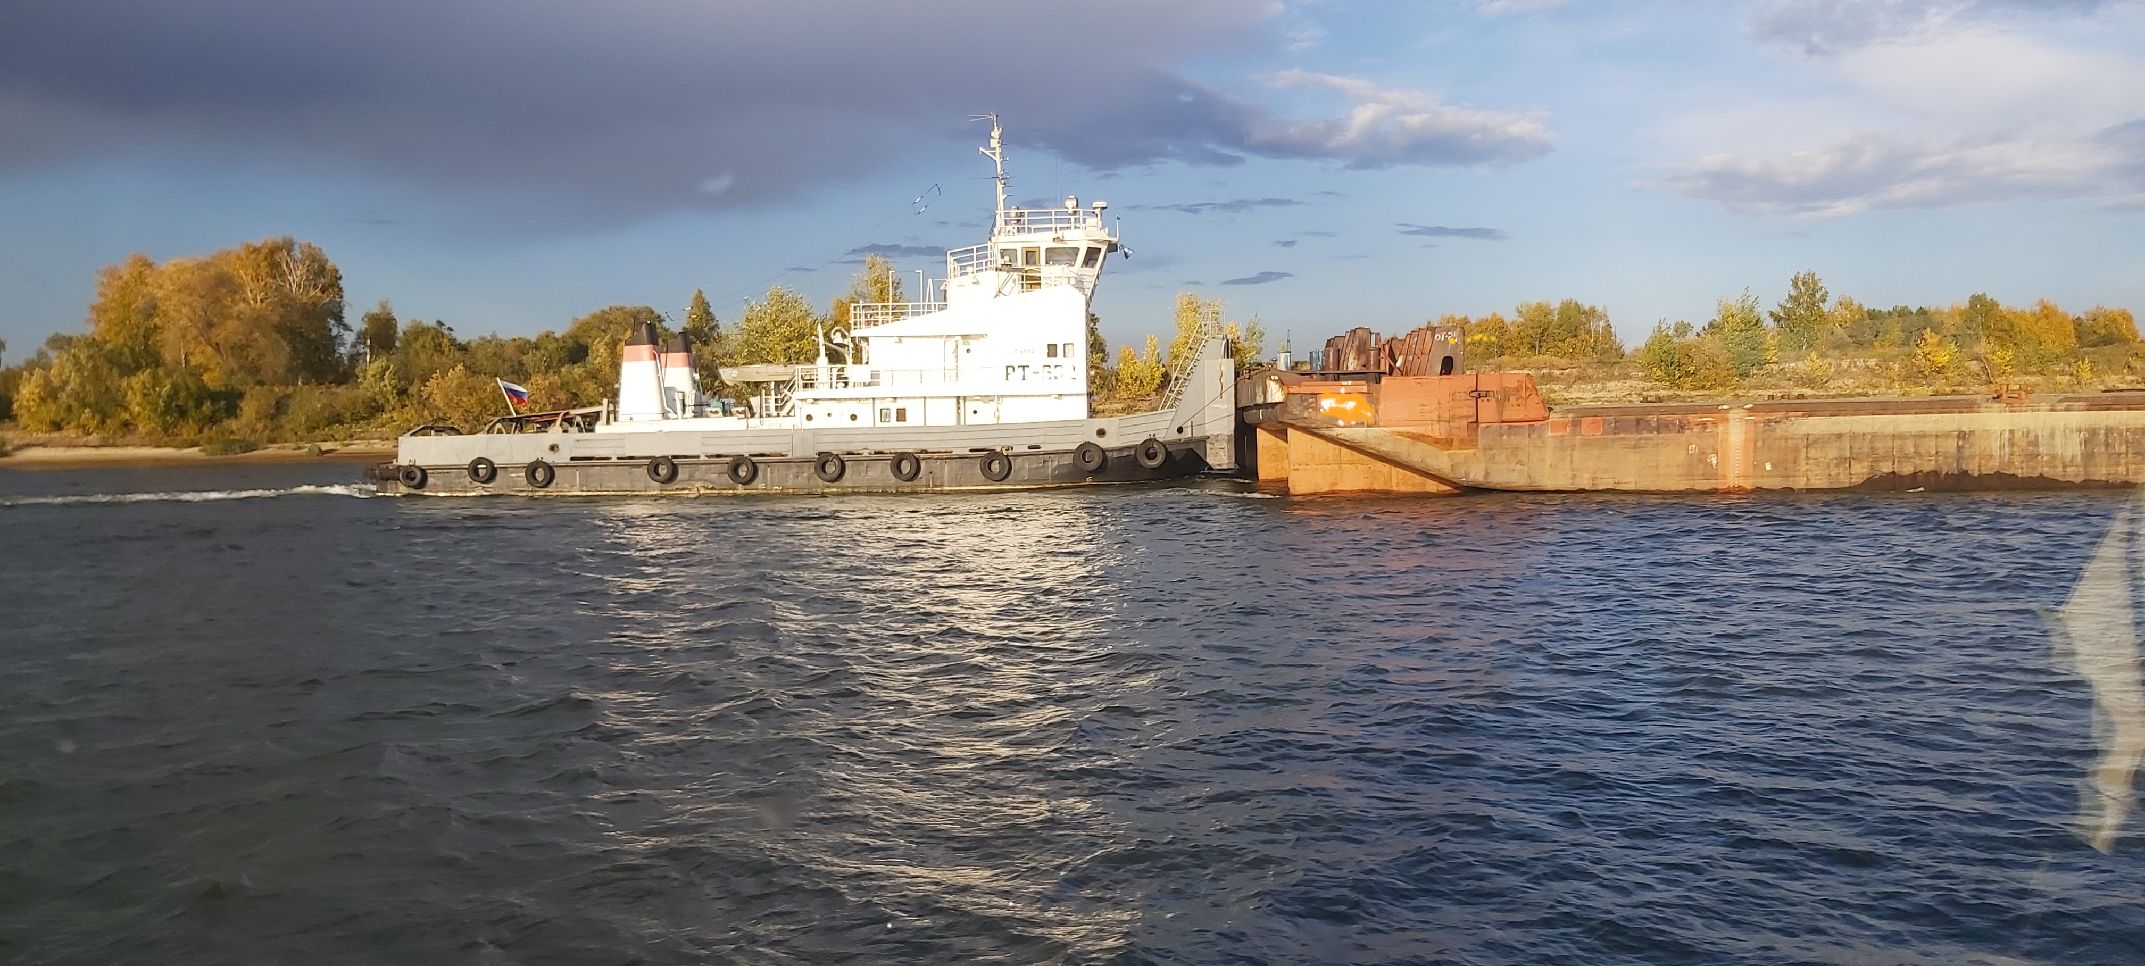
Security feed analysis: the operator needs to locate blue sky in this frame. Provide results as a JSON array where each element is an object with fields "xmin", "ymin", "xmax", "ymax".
[{"xmin": 2, "ymin": 0, "xmax": 2140, "ymax": 359}]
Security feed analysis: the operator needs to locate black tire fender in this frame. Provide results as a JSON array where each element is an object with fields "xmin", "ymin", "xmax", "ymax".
[
  {"xmin": 466, "ymin": 457, "xmax": 497, "ymax": 484},
  {"xmin": 525, "ymin": 459, "xmax": 555, "ymax": 489},
  {"xmin": 1074, "ymin": 442, "xmax": 1108, "ymax": 474},
  {"xmin": 646, "ymin": 455, "xmax": 679, "ymax": 484},
  {"xmin": 814, "ymin": 452, "xmax": 846, "ymax": 483},
  {"xmin": 1136, "ymin": 437, "xmax": 1169, "ymax": 469},
  {"xmin": 398, "ymin": 464, "xmax": 428, "ymax": 489},
  {"xmin": 725, "ymin": 455, "xmax": 758, "ymax": 486},
  {"xmin": 979, "ymin": 451, "xmax": 1013, "ymax": 482},
  {"xmin": 889, "ymin": 452, "xmax": 923, "ymax": 482}
]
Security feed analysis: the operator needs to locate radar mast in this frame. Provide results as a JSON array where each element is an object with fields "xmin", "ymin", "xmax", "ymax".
[{"xmin": 974, "ymin": 113, "xmax": 1008, "ymax": 219}]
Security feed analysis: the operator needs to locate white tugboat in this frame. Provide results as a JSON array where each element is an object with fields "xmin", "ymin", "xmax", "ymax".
[{"xmin": 376, "ymin": 117, "xmax": 1238, "ymax": 496}]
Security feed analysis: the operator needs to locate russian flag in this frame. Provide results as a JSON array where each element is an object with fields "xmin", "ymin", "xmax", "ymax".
[{"xmin": 497, "ymin": 378, "xmax": 531, "ymax": 407}]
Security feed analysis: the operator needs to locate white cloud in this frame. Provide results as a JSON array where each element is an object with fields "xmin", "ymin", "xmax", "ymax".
[
  {"xmin": 1250, "ymin": 70, "xmax": 1553, "ymax": 167},
  {"xmin": 1476, "ymin": 0, "xmax": 1572, "ymax": 15},
  {"xmin": 1664, "ymin": 126, "xmax": 2144, "ymax": 216},
  {"xmin": 1754, "ymin": 0, "xmax": 2114, "ymax": 54},
  {"xmin": 1831, "ymin": 29, "xmax": 2145, "ymax": 127},
  {"xmin": 1664, "ymin": 0, "xmax": 2144, "ymax": 215}
]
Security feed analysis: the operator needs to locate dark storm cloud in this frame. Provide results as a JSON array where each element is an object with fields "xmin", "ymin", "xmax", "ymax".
[
  {"xmin": 1753, "ymin": 0, "xmax": 2114, "ymax": 54},
  {"xmin": 1397, "ymin": 224, "xmax": 1509, "ymax": 240},
  {"xmin": 1221, "ymin": 270, "xmax": 1293, "ymax": 285},
  {"xmin": 0, "ymin": 2, "xmax": 1552, "ymax": 227}
]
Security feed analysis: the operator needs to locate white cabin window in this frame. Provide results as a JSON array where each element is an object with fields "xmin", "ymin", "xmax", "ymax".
[
  {"xmin": 1082, "ymin": 246, "xmax": 1103, "ymax": 267},
  {"xmin": 1021, "ymin": 247, "xmax": 1040, "ymax": 267},
  {"xmin": 999, "ymin": 248, "xmax": 1019, "ymax": 266},
  {"xmin": 1063, "ymin": 342, "xmax": 1076, "ymax": 358},
  {"xmin": 879, "ymin": 407, "xmax": 892, "ymax": 422},
  {"xmin": 1045, "ymin": 247, "xmax": 1078, "ymax": 266}
]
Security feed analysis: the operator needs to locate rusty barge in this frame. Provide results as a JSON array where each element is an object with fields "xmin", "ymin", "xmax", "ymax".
[{"xmin": 1239, "ymin": 325, "xmax": 2145, "ymax": 496}]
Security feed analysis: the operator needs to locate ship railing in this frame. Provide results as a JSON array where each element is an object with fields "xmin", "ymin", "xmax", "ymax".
[
  {"xmin": 994, "ymin": 207, "xmax": 1105, "ymax": 236},
  {"xmin": 790, "ymin": 366, "xmax": 972, "ymax": 390},
  {"xmin": 849, "ymin": 301, "xmax": 948, "ymax": 327},
  {"xmin": 946, "ymin": 244, "xmax": 996, "ymax": 280}
]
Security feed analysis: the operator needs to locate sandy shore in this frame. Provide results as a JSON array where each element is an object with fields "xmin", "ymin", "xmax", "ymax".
[{"xmin": 1, "ymin": 441, "xmax": 395, "ymax": 467}]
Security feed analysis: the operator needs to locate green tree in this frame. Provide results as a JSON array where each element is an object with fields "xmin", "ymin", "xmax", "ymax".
[
  {"xmin": 1637, "ymin": 321, "xmax": 1737, "ymax": 391},
  {"xmin": 1769, "ymin": 270, "xmax": 1831, "ymax": 352},
  {"xmin": 1984, "ymin": 298, "xmax": 2076, "ymax": 365},
  {"xmin": 829, "ymin": 254, "xmax": 907, "ymax": 328},
  {"xmin": 1510, "ymin": 299, "xmax": 1620, "ymax": 359},
  {"xmin": 1638, "ymin": 322, "xmax": 1688, "ymax": 386},
  {"xmin": 1167, "ymin": 293, "xmax": 1224, "ymax": 364},
  {"xmin": 416, "ymin": 363, "xmax": 510, "ymax": 431},
  {"xmin": 123, "ymin": 367, "xmax": 234, "ymax": 436},
  {"xmin": 1911, "ymin": 329, "xmax": 1960, "ymax": 382},
  {"xmin": 1464, "ymin": 312, "xmax": 1508, "ymax": 360},
  {"xmin": 1114, "ymin": 337, "xmax": 1165, "ymax": 401},
  {"xmin": 730, "ymin": 286, "xmax": 822, "ymax": 365},
  {"xmin": 1086, "ymin": 312, "xmax": 1110, "ymax": 394},
  {"xmin": 358, "ymin": 300, "xmax": 400, "ymax": 362},
  {"xmin": 2078, "ymin": 306, "xmax": 2140, "ymax": 347},
  {"xmin": 1511, "ymin": 301, "xmax": 1555, "ymax": 357},
  {"xmin": 1704, "ymin": 290, "xmax": 1772, "ymax": 377},
  {"xmin": 85, "ymin": 254, "xmax": 163, "ymax": 371},
  {"xmin": 1958, "ymin": 293, "xmax": 2003, "ymax": 348},
  {"xmin": 392, "ymin": 320, "xmax": 463, "ymax": 391},
  {"xmin": 1225, "ymin": 318, "xmax": 1268, "ymax": 372},
  {"xmin": 683, "ymin": 288, "xmax": 723, "ymax": 369},
  {"xmin": 13, "ymin": 340, "xmax": 128, "ymax": 434}
]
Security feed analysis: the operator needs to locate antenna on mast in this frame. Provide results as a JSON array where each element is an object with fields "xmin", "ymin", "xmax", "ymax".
[{"xmin": 971, "ymin": 113, "xmax": 1007, "ymax": 217}]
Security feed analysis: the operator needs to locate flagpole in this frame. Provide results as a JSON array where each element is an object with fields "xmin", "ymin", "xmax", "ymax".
[{"xmin": 496, "ymin": 378, "xmax": 520, "ymax": 415}]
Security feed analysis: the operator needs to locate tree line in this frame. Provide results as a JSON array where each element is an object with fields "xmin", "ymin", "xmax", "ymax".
[
  {"xmin": 1422, "ymin": 272, "xmax": 2138, "ymax": 396},
  {"xmin": 1629, "ymin": 272, "xmax": 2137, "ymax": 392},
  {"xmin": 0, "ymin": 239, "xmax": 1263, "ymax": 445}
]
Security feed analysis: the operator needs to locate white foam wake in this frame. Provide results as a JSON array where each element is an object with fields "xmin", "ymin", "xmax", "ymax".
[{"xmin": 0, "ymin": 483, "xmax": 377, "ymax": 507}]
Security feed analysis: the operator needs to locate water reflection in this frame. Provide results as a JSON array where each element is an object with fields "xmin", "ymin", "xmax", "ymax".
[
  {"xmin": 2047, "ymin": 493, "xmax": 2145, "ymax": 853},
  {"xmin": 583, "ymin": 495, "xmax": 1144, "ymax": 956}
]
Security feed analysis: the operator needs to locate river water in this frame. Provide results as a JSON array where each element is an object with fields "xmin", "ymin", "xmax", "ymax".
[{"xmin": 1, "ymin": 464, "xmax": 2140, "ymax": 964}]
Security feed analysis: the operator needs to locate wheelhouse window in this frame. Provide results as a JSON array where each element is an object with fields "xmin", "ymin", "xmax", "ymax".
[
  {"xmin": 1082, "ymin": 246, "xmax": 1103, "ymax": 268},
  {"xmin": 1045, "ymin": 246, "xmax": 1078, "ymax": 266},
  {"xmin": 1021, "ymin": 247, "xmax": 1041, "ymax": 267}
]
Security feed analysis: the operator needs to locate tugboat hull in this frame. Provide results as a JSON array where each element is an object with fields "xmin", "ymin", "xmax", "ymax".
[{"xmin": 371, "ymin": 438, "xmax": 1222, "ymax": 496}]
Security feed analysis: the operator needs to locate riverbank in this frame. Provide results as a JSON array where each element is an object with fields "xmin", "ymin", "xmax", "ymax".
[{"xmin": 0, "ymin": 438, "xmax": 394, "ymax": 468}]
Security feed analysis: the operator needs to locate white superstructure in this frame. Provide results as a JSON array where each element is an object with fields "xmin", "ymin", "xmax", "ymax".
[{"xmin": 598, "ymin": 116, "xmax": 1119, "ymax": 434}]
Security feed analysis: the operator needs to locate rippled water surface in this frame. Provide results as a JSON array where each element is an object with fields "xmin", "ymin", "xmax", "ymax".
[{"xmin": 2, "ymin": 464, "xmax": 2141, "ymax": 964}]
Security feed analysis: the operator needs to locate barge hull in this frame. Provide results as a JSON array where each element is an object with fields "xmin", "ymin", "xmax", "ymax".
[{"xmin": 1247, "ymin": 371, "xmax": 2145, "ymax": 495}]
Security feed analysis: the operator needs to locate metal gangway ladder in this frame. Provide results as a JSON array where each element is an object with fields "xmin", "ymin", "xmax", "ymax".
[{"xmin": 1159, "ymin": 310, "xmax": 1227, "ymax": 414}]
